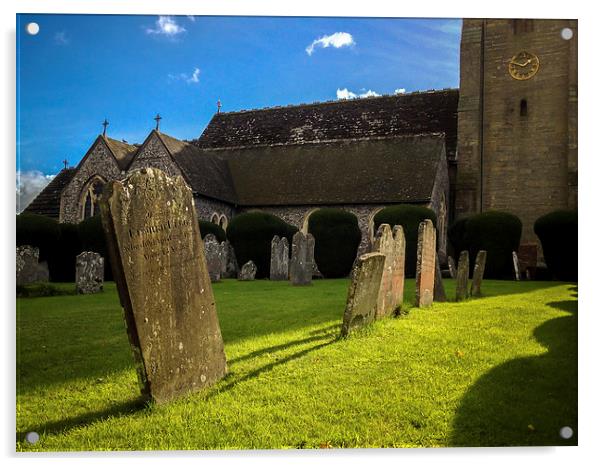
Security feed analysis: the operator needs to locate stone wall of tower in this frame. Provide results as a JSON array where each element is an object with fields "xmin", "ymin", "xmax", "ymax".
[{"xmin": 455, "ymin": 19, "xmax": 578, "ymax": 252}]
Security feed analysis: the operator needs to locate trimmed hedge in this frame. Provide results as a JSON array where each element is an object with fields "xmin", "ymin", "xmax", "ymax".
[
  {"xmin": 199, "ymin": 220, "xmax": 227, "ymax": 243},
  {"xmin": 464, "ymin": 211, "xmax": 522, "ymax": 279},
  {"xmin": 307, "ymin": 208, "xmax": 361, "ymax": 278},
  {"xmin": 226, "ymin": 212, "xmax": 298, "ymax": 278},
  {"xmin": 16, "ymin": 213, "xmax": 61, "ymax": 263},
  {"xmin": 50, "ymin": 222, "xmax": 82, "ymax": 282},
  {"xmin": 534, "ymin": 210, "xmax": 577, "ymax": 281},
  {"xmin": 448, "ymin": 216, "xmax": 469, "ymax": 261},
  {"xmin": 373, "ymin": 205, "xmax": 437, "ymax": 278}
]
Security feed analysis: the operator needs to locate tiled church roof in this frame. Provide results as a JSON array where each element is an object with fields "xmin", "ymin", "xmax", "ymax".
[
  {"xmin": 104, "ymin": 137, "xmax": 138, "ymax": 170},
  {"xmin": 22, "ymin": 168, "xmax": 76, "ymax": 219},
  {"xmin": 196, "ymin": 89, "xmax": 459, "ymax": 159}
]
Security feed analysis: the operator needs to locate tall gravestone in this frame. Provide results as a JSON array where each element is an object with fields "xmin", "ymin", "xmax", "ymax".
[
  {"xmin": 16, "ymin": 245, "xmax": 49, "ymax": 286},
  {"xmin": 340, "ymin": 252, "xmax": 386, "ymax": 338},
  {"xmin": 434, "ymin": 255, "xmax": 447, "ymax": 302},
  {"xmin": 470, "ymin": 250, "xmax": 487, "ymax": 297},
  {"xmin": 100, "ymin": 168, "xmax": 227, "ymax": 404},
  {"xmin": 415, "ymin": 219, "xmax": 436, "ymax": 307},
  {"xmin": 290, "ymin": 231, "xmax": 312, "ymax": 286},
  {"xmin": 512, "ymin": 251, "xmax": 521, "ymax": 281},
  {"xmin": 456, "ymin": 250, "xmax": 470, "ymax": 302},
  {"xmin": 448, "ymin": 256, "xmax": 457, "ymax": 279},
  {"xmin": 391, "ymin": 225, "xmax": 406, "ymax": 313},
  {"xmin": 270, "ymin": 235, "xmax": 289, "ymax": 281},
  {"xmin": 75, "ymin": 251, "xmax": 104, "ymax": 294},
  {"xmin": 203, "ymin": 234, "xmax": 223, "ymax": 282},
  {"xmin": 374, "ymin": 224, "xmax": 406, "ymax": 318},
  {"xmin": 224, "ymin": 241, "xmax": 239, "ymax": 279},
  {"xmin": 306, "ymin": 233, "xmax": 317, "ymax": 281}
]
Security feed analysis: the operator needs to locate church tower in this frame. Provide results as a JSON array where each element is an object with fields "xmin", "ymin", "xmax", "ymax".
[{"xmin": 454, "ymin": 19, "xmax": 577, "ymax": 250}]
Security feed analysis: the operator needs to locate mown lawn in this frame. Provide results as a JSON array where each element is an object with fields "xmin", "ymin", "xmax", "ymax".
[{"xmin": 16, "ymin": 278, "xmax": 577, "ymax": 450}]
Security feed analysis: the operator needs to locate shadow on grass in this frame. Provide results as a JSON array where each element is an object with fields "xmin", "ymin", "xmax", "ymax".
[{"xmin": 450, "ymin": 298, "xmax": 577, "ymax": 446}]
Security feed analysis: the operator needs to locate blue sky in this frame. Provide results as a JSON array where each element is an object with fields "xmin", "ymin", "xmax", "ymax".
[{"xmin": 16, "ymin": 14, "xmax": 460, "ymax": 209}]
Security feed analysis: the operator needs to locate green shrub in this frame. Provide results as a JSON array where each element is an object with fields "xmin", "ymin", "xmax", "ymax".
[
  {"xmin": 307, "ymin": 209, "xmax": 361, "ymax": 278},
  {"xmin": 78, "ymin": 215, "xmax": 112, "ymax": 281},
  {"xmin": 448, "ymin": 216, "xmax": 470, "ymax": 261},
  {"xmin": 464, "ymin": 211, "xmax": 522, "ymax": 279},
  {"xmin": 373, "ymin": 205, "xmax": 437, "ymax": 278},
  {"xmin": 16, "ymin": 213, "xmax": 61, "ymax": 264},
  {"xmin": 226, "ymin": 212, "xmax": 298, "ymax": 278},
  {"xmin": 49, "ymin": 222, "xmax": 82, "ymax": 282},
  {"xmin": 534, "ymin": 210, "xmax": 577, "ymax": 281},
  {"xmin": 198, "ymin": 220, "xmax": 227, "ymax": 243}
]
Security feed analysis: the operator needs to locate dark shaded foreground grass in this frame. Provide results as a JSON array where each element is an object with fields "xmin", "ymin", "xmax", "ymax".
[{"xmin": 16, "ymin": 279, "xmax": 577, "ymax": 450}]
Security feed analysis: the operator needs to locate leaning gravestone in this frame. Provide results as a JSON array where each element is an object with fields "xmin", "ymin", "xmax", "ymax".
[
  {"xmin": 100, "ymin": 167, "xmax": 227, "ymax": 404},
  {"xmin": 203, "ymin": 234, "xmax": 223, "ymax": 282},
  {"xmin": 75, "ymin": 251, "xmax": 104, "ymax": 294},
  {"xmin": 456, "ymin": 250, "xmax": 470, "ymax": 302},
  {"xmin": 512, "ymin": 251, "xmax": 521, "ymax": 281},
  {"xmin": 470, "ymin": 250, "xmax": 487, "ymax": 297},
  {"xmin": 270, "ymin": 235, "xmax": 289, "ymax": 281},
  {"xmin": 238, "ymin": 260, "xmax": 257, "ymax": 281},
  {"xmin": 448, "ymin": 256, "xmax": 457, "ymax": 279},
  {"xmin": 415, "ymin": 219, "xmax": 436, "ymax": 307},
  {"xmin": 434, "ymin": 255, "xmax": 447, "ymax": 302},
  {"xmin": 340, "ymin": 252, "xmax": 386, "ymax": 338},
  {"xmin": 16, "ymin": 245, "xmax": 49, "ymax": 286},
  {"xmin": 290, "ymin": 231, "xmax": 312, "ymax": 286}
]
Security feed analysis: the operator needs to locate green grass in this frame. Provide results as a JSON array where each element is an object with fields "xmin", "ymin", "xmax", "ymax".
[{"xmin": 16, "ymin": 278, "xmax": 577, "ymax": 450}]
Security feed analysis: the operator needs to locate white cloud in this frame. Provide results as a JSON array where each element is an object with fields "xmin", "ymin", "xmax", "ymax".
[
  {"xmin": 306, "ymin": 32, "xmax": 355, "ymax": 56},
  {"xmin": 16, "ymin": 171, "xmax": 55, "ymax": 213},
  {"xmin": 54, "ymin": 31, "xmax": 69, "ymax": 45},
  {"xmin": 168, "ymin": 67, "xmax": 201, "ymax": 84},
  {"xmin": 146, "ymin": 16, "xmax": 186, "ymax": 36},
  {"xmin": 336, "ymin": 88, "xmax": 381, "ymax": 100},
  {"xmin": 394, "ymin": 88, "xmax": 406, "ymax": 94}
]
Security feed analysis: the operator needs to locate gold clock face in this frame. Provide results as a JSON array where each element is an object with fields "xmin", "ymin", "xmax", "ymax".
[{"xmin": 508, "ymin": 51, "xmax": 540, "ymax": 80}]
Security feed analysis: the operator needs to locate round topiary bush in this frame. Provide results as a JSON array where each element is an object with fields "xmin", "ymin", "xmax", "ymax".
[
  {"xmin": 534, "ymin": 210, "xmax": 577, "ymax": 281},
  {"xmin": 78, "ymin": 215, "xmax": 113, "ymax": 280},
  {"xmin": 16, "ymin": 213, "xmax": 61, "ymax": 264},
  {"xmin": 226, "ymin": 212, "xmax": 298, "ymax": 278},
  {"xmin": 198, "ymin": 220, "xmax": 227, "ymax": 243},
  {"xmin": 464, "ymin": 211, "xmax": 522, "ymax": 279},
  {"xmin": 373, "ymin": 204, "xmax": 437, "ymax": 278},
  {"xmin": 307, "ymin": 208, "xmax": 361, "ymax": 278}
]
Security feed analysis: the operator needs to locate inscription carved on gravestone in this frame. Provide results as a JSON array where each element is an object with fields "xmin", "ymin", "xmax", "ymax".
[
  {"xmin": 456, "ymin": 250, "xmax": 470, "ymax": 302},
  {"xmin": 270, "ymin": 235, "xmax": 289, "ymax": 281},
  {"xmin": 415, "ymin": 219, "xmax": 436, "ymax": 307},
  {"xmin": 100, "ymin": 168, "xmax": 227, "ymax": 403},
  {"xmin": 16, "ymin": 245, "xmax": 49, "ymax": 286},
  {"xmin": 75, "ymin": 251, "xmax": 104, "ymax": 294},
  {"xmin": 203, "ymin": 234, "xmax": 223, "ymax": 282},
  {"xmin": 340, "ymin": 252, "xmax": 386, "ymax": 337},
  {"xmin": 512, "ymin": 251, "xmax": 521, "ymax": 281},
  {"xmin": 434, "ymin": 255, "xmax": 447, "ymax": 302},
  {"xmin": 290, "ymin": 231, "xmax": 312, "ymax": 286},
  {"xmin": 448, "ymin": 256, "xmax": 457, "ymax": 279},
  {"xmin": 470, "ymin": 250, "xmax": 487, "ymax": 297},
  {"xmin": 374, "ymin": 224, "xmax": 405, "ymax": 318},
  {"xmin": 238, "ymin": 260, "xmax": 257, "ymax": 281}
]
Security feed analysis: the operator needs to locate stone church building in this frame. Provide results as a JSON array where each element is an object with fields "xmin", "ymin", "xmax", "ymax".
[{"xmin": 24, "ymin": 18, "xmax": 577, "ymax": 261}]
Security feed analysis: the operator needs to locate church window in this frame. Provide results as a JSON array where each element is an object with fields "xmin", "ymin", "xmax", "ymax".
[
  {"xmin": 210, "ymin": 213, "xmax": 219, "ymax": 224},
  {"xmin": 80, "ymin": 177, "xmax": 105, "ymax": 220},
  {"xmin": 520, "ymin": 99, "xmax": 528, "ymax": 117},
  {"xmin": 219, "ymin": 215, "xmax": 228, "ymax": 229}
]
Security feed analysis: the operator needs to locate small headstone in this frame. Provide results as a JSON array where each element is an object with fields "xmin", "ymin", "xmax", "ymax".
[
  {"xmin": 340, "ymin": 252, "xmax": 386, "ymax": 338},
  {"xmin": 238, "ymin": 260, "xmax": 257, "ymax": 281},
  {"xmin": 203, "ymin": 234, "xmax": 223, "ymax": 282},
  {"xmin": 306, "ymin": 233, "xmax": 317, "ymax": 281},
  {"xmin": 219, "ymin": 241, "xmax": 228, "ymax": 276},
  {"xmin": 270, "ymin": 235, "xmax": 289, "ymax": 281},
  {"xmin": 415, "ymin": 219, "xmax": 437, "ymax": 307},
  {"xmin": 16, "ymin": 245, "xmax": 49, "ymax": 286},
  {"xmin": 434, "ymin": 254, "xmax": 447, "ymax": 302},
  {"xmin": 456, "ymin": 250, "xmax": 470, "ymax": 302},
  {"xmin": 75, "ymin": 251, "xmax": 104, "ymax": 294},
  {"xmin": 391, "ymin": 225, "xmax": 406, "ymax": 313},
  {"xmin": 448, "ymin": 256, "xmax": 457, "ymax": 279},
  {"xmin": 224, "ymin": 241, "xmax": 239, "ymax": 279},
  {"xmin": 290, "ymin": 231, "xmax": 312, "ymax": 286},
  {"xmin": 512, "ymin": 251, "xmax": 521, "ymax": 281},
  {"xmin": 100, "ymin": 167, "xmax": 227, "ymax": 404},
  {"xmin": 470, "ymin": 250, "xmax": 487, "ymax": 297}
]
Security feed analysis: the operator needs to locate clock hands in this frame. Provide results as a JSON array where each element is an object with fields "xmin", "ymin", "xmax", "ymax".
[{"xmin": 510, "ymin": 58, "xmax": 532, "ymax": 67}]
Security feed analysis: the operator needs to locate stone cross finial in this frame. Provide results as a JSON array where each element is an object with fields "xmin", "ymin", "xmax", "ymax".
[
  {"xmin": 102, "ymin": 118, "xmax": 109, "ymax": 136},
  {"xmin": 63, "ymin": 159, "xmax": 68, "ymax": 169},
  {"xmin": 217, "ymin": 99, "xmax": 222, "ymax": 114},
  {"xmin": 154, "ymin": 114, "xmax": 162, "ymax": 131}
]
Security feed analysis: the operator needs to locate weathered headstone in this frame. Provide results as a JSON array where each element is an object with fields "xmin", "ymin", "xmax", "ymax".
[
  {"xmin": 75, "ymin": 251, "xmax": 104, "ymax": 294},
  {"xmin": 238, "ymin": 260, "xmax": 257, "ymax": 281},
  {"xmin": 16, "ymin": 245, "xmax": 49, "ymax": 286},
  {"xmin": 415, "ymin": 219, "xmax": 436, "ymax": 307},
  {"xmin": 306, "ymin": 233, "xmax": 317, "ymax": 281},
  {"xmin": 456, "ymin": 250, "xmax": 470, "ymax": 301},
  {"xmin": 290, "ymin": 231, "xmax": 312, "ymax": 286},
  {"xmin": 374, "ymin": 224, "xmax": 406, "ymax": 318},
  {"xmin": 470, "ymin": 250, "xmax": 487, "ymax": 297},
  {"xmin": 434, "ymin": 254, "xmax": 447, "ymax": 302},
  {"xmin": 340, "ymin": 252, "xmax": 386, "ymax": 338},
  {"xmin": 512, "ymin": 251, "xmax": 521, "ymax": 281},
  {"xmin": 203, "ymin": 234, "xmax": 223, "ymax": 282},
  {"xmin": 270, "ymin": 235, "xmax": 289, "ymax": 281},
  {"xmin": 224, "ymin": 241, "xmax": 239, "ymax": 279},
  {"xmin": 100, "ymin": 167, "xmax": 227, "ymax": 404},
  {"xmin": 448, "ymin": 256, "xmax": 457, "ymax": 279},
  {"xmin": 391, "ymin": 225, "xmax": 406, "ymax": 313}
]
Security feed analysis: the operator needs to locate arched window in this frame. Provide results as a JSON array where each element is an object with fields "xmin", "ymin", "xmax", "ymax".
[
  {"xmin": 301, "ymin": 208, "xmax": 320, "ymax": 234},
  {"xmin": 210, "ymin": 213, "xmax": 219, "ymax": 224},
  {"xmin": 368, "ymin": 207, "xmax": 385, "ymax": 246},
  {"xmin": 219, "ymin": 215, "xmax": 228, "ymax": 230},
  {"xmin": 80, "ymin": 176, "xmax": 106, "ymax": 220}
]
